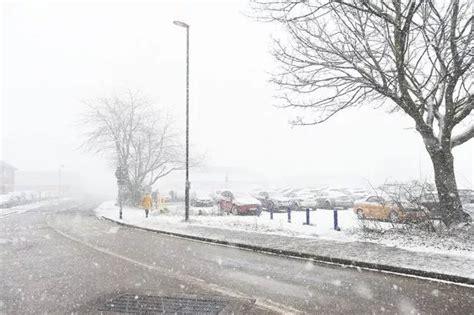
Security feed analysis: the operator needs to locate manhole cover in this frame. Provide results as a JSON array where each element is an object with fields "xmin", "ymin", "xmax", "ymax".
[{"xmin": 98, "ymin": 294, "xmax": 228, "ymax": 314}]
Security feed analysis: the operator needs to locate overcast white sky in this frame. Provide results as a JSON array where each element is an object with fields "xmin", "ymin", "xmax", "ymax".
[{"xmin": 1, "ymin": 0, "xmax": 472, "ymax": 193}]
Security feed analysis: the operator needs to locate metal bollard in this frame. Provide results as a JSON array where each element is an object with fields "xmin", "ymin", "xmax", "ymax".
[
  {"xmin": 270, "ymin": 206, "xmax": 273, "ymax": 220},
  {"xmin": 333, "ymin": 208, "xmax": 340, "ymax": 231},
  {"xmin": 305, "ymin": 208, "xmax": 310, "ymax": 225},
  {"xmin": 287, "ymin": 207, "xmax": 291, "ymax": 223}
]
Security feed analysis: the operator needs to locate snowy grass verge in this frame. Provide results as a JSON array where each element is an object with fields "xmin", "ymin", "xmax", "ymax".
[
  {"xmin": 95, "ymin": 201, "xmax": 358, "ymax": 242},
  {"xmin": 95, "ymin": 201, "xmax": 473, "ymax": 259}
]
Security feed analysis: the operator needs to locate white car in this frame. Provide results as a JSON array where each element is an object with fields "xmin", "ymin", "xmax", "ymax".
[
  {"xmin": 314, "ymin": 190, "xmax": 354, "ymax": 209},
  {"xmin": 284, "ymin": 188, "xmax": 322, "ymax": 210},
  {"xmin": 299, "ymin": 195, "xmax": 320, "ymax": 210}
]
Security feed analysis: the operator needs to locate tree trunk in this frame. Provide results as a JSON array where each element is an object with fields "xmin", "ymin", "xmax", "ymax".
[{"xmin": 427, "ymin": 145, "xmax": 468, "ymax": 226}]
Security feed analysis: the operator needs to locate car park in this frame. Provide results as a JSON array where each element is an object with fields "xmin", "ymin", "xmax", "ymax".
[{"xmin": 216, "ymin": 190, "xmax": 261, "ymax": 215}]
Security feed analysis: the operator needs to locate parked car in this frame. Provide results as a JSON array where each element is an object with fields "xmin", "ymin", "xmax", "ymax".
[
  {"xmin": 252, "ymin": 191, "xmax": 272, "ymax": 209},
  {"xmin": 298, "ymin": 194, "xmax": 320, "ymax": 210},
  {"xmin": 348, "ymin": 188, "xmax": 370, "ymax": 200},
  {"xmin": 253, "ymin": 191, "xmax": 297, "ymax": 211},
  {"xmin": 190, "ymin": 192, "xmax": 214, "ymax": 207},
  {"xmin": 420, "ymin": 190, "xmax": 473, "ymax": 221},
  {"xmin": 211, "ymin": 189, "xmax": 225, "ymax": 202},
  {"xmin": 314, "ymin": 190, "xmax": 354, "ymax": 209},
  {"xmin": 353, "ymin": 195, "xmax": 428, "ymax": 223},
  {"xmin": 282, "ymin": 188, "xmax": 322, "ymax": 210},
  {"xmin": 217, "ymin": 190, "xmax": 261, "ymax": 215}
]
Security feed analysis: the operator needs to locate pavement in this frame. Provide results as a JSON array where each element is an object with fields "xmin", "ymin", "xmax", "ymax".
[{"xmin": 1, "ymin": 197, "xmax": 474, "ymax": 314}]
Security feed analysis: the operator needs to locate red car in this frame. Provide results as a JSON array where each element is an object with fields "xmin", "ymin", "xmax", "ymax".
[{"xmin": 217, "ymin": 190, "xmax": 261, "ymax": 215}]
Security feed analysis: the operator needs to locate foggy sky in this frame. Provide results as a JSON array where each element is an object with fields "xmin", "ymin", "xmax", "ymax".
[{"xmin": 1, "ymin": 0, "xmax": 473, "ymax": 194}]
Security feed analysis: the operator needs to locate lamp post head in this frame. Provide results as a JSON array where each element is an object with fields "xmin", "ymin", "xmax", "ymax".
[{"xmin": 173, "ymin": 20, "xmax": 189, "ymax": 28}]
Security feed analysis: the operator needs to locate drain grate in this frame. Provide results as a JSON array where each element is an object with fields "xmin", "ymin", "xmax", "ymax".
[{"xmin": 98, "ymin": 294, "xmax": 228, "ymax": 314}]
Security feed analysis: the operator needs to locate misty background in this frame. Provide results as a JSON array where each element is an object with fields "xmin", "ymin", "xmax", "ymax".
[{"xmin": 1, "ymin": 0, "xmax": 472, "ymax": 196}]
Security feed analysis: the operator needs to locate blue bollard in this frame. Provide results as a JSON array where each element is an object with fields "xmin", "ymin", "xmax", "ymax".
[
  {"xmin": 305, "ymin": 208, "xmax": 310, "ymax": 225},
  {"xmin": 287, "ymin": 207, "xmax": 291, "ymax": 223},
  {"xmin": 270, "ymin": 206, "xmax": 273, "ymax": 220},
  {"xmin": 333, "ymin": 208, "xmax": 340, "ymax": 231}
]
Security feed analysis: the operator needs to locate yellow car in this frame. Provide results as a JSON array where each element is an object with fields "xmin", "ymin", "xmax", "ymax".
[{"xmin": 353, "ymin": 195, "xmax": 427, "ymax": 223}]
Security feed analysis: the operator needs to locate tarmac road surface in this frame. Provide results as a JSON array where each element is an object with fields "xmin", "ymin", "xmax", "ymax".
[{"xmin": 1, "ymin": 198, "xmax": 473, "ymax": 314}]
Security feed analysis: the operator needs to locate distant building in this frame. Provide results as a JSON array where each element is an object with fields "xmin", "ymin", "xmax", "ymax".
[{"xmin": 0, "ymin": 161, "xmax": 17, "ymax": 194}]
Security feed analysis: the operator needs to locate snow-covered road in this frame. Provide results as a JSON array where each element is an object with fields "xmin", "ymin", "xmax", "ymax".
[{"xmin": 1, "ymin": 197, "xmax": 473, "ymax": 314}]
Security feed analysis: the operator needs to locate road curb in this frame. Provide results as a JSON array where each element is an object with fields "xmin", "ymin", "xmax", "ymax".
[{"xmin": 101, "ymin": 216, "xmax": 474, "ymax": 285}]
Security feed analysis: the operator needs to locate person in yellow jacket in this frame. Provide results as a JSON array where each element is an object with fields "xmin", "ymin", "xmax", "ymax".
[{"xmin": 142, "ymin": 193, "xmax": 153, "ymax": 218}]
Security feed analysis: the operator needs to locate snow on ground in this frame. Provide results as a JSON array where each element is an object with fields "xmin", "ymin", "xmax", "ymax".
[
  {"xmin": 0, "ymin": 190, "xmax": 59, "ymax": 207},
  {"xmin": 95, "ymin": 201, "xmax": 474, "ymax": 259},
  {"xmin": 95, "ymin": 201, "xmax": 358, "ymax": 242},
  {"xmin": 355, "ymin": 220, "xmax": 474, "ymax": 258},
  {"xmin": 0, "ymin": 198, "xmax": 65, "ymax": 218}
]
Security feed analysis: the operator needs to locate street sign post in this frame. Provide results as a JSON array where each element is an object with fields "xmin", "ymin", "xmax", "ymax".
[{"xmin": 115, "ymin": 166, "xmax": 128, "ymax": 219}]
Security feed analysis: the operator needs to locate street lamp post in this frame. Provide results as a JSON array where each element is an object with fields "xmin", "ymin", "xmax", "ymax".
[{"xmin": 173, "ymin": 20, "xmax": 190, "ymax": 222}]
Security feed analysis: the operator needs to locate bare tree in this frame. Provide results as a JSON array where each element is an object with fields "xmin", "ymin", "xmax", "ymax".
[
  {"xmin": 81, "ymin": 90, "xmax": 185, "ymax": 204},
  {"xmin": 81, "ymin": 90, "xmax": 145, "ymax": 167},
  {"xmin": 252, "ymin": 0, "xmax": 473, "ymax": 226},
  {"xmin": 127, "ymin": 113, "xmax": 185, "ymax": 202}
]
